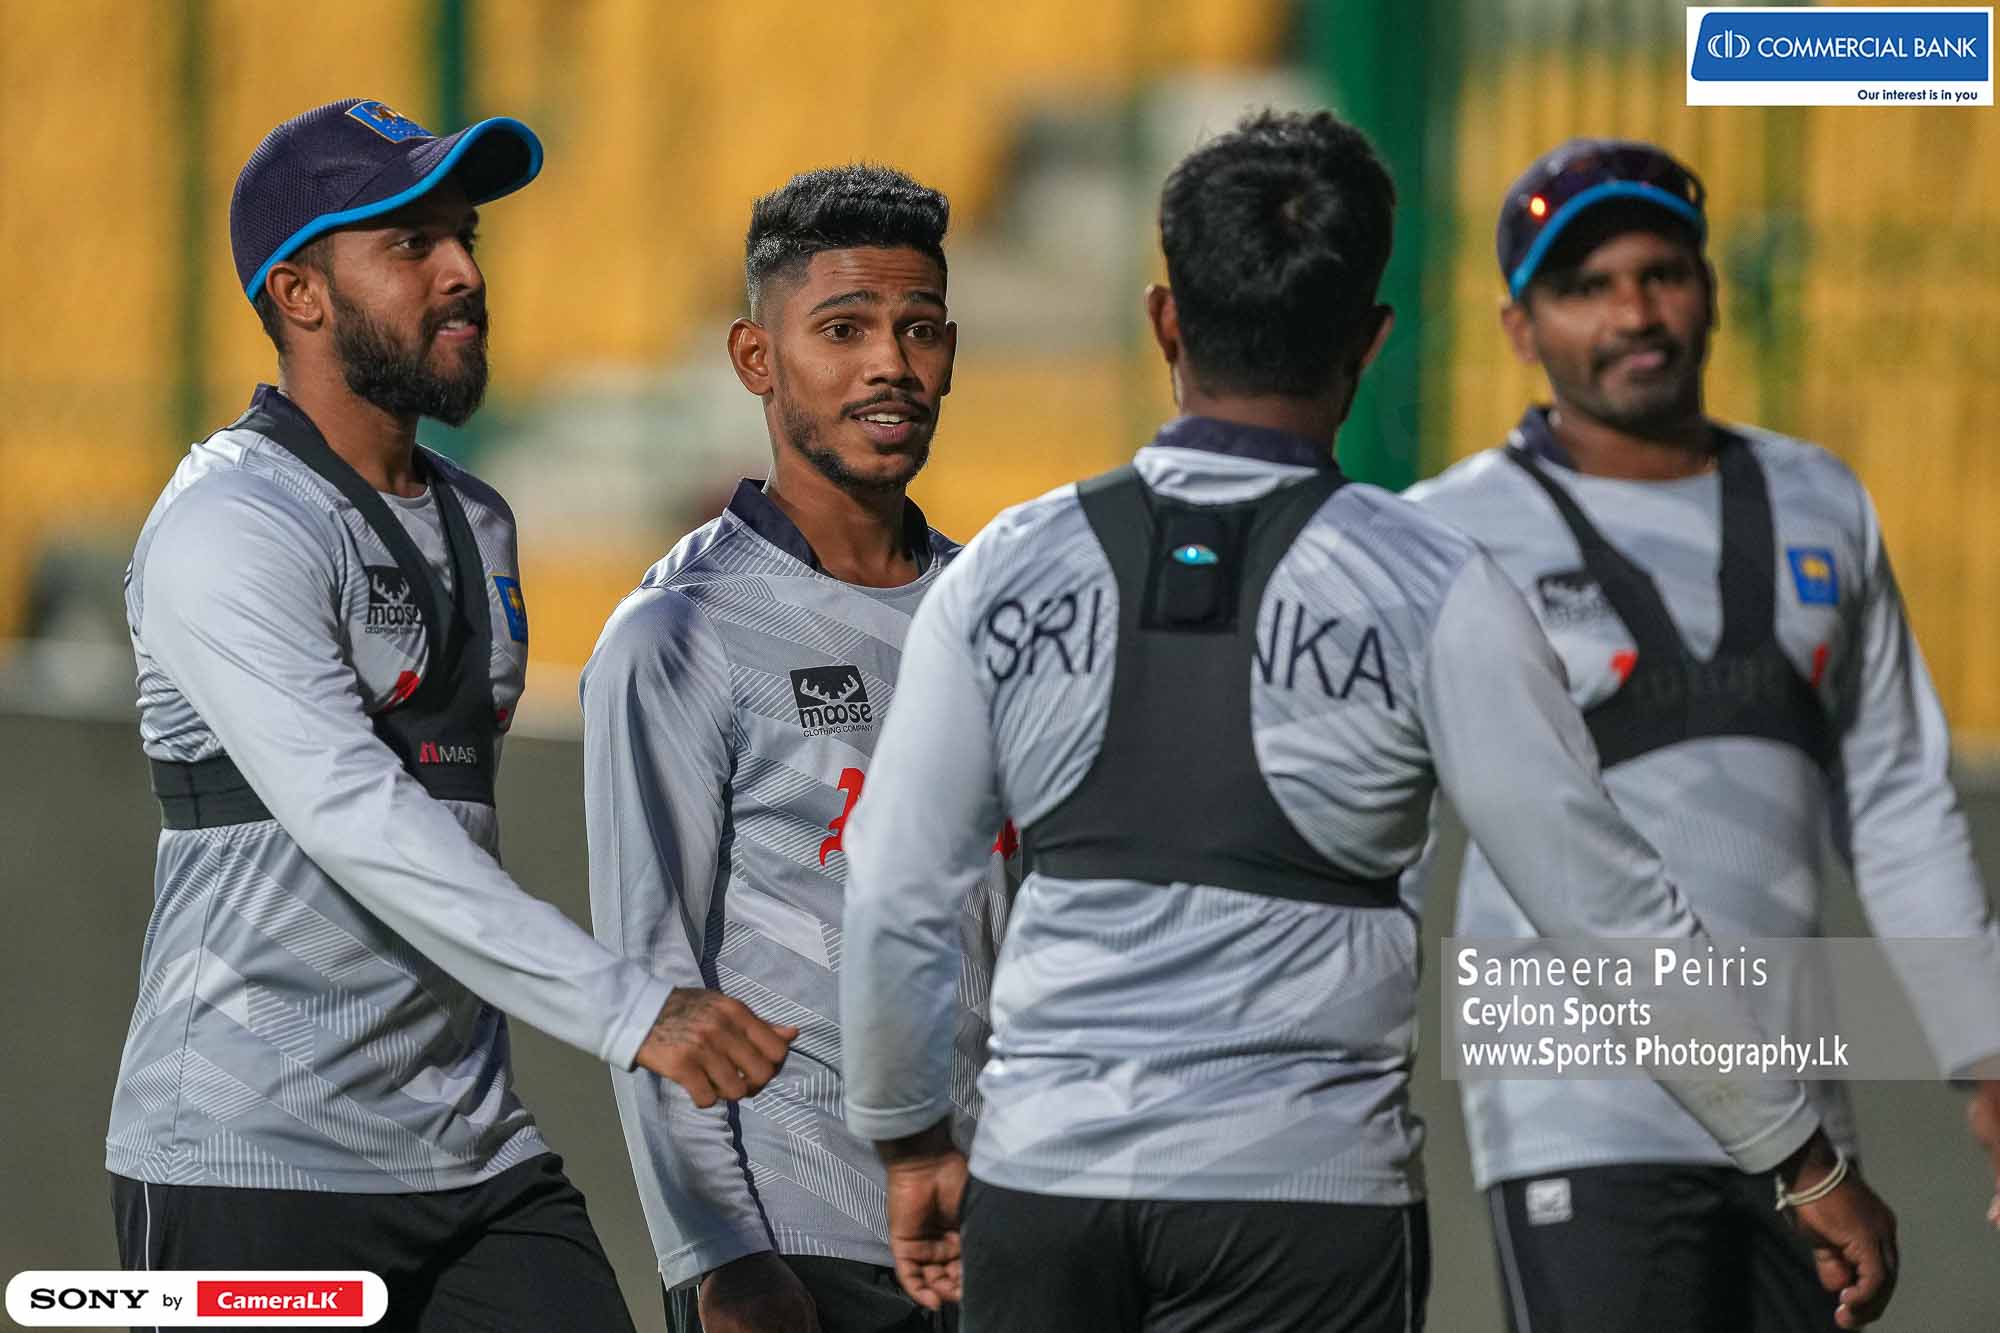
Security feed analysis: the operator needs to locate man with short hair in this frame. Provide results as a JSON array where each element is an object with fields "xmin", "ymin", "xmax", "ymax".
[
  {"xmin": 837, "ymin": 110, "xmax": 1898, "ymax": 1333},
  {"xmin": 583, "ymin": 165, "xmax": 1010, "ymax": 1333},
  {"xmin": 111, "ymin": 98, "xmax": 793, "ymax": 1331},
  {"xmin": 1408, "ymin": 137, "xmax": 2000, "ymax": 1333}
]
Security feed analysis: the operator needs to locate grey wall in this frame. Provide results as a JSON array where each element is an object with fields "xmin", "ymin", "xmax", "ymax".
[{"xmin": 4, "ymin": 712, "xmax": 1995, "ymax": 1330}]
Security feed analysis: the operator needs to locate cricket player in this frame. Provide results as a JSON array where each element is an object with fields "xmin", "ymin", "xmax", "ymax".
[
  {"xmin": 110, "ymin": 99, "xmax": 792, "ymax": 1330},
  {"xmin": 583, "ymin": 165, "xmax": 1011, "ymax": 1333},
  {"xmin": 1406, "ymin": 138, "xmax": 2000, "ymax": 1333},
  {"xmin": 837, "ymin": 110, "xmax": 1899, "ymax": 1333}
]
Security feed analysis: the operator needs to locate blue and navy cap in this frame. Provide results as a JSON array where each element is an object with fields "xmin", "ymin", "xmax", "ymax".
[
  {"xmin": 1496, "ymin": 138, "xmax": 1707, "ymax": 299},
  {"xmin": 230, "ymin": 98, "xmax": 544, "ymax": 303}
]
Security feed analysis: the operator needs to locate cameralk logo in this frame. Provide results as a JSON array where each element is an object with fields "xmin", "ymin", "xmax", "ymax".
[{"xmin": 6, "ymin": 1271, "xmax": 386, "ymax": 1326}]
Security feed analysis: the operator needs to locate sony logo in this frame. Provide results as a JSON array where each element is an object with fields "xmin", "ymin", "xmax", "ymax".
[{"xmin": 28, "ymin": 1287, "xmax": 148, "ymax": 1311}]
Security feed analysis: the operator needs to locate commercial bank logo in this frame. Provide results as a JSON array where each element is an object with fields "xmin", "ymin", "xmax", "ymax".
[
  {"xmin": 1706, "ymin": 28, "xmax": 1752, "ymax": 60},
  {"xmin": 1687, "ymin": 7, "xmax": 1993, "ymax": 106}
]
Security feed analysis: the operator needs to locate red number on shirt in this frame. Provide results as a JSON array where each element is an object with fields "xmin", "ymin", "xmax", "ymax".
[
  {"xmin": 820, "ymin": 767, "xmax": 866, "ymax": 866},
  {"xmin": 820, "ymin": 769, "xmax": 1017, "ymax": 868}
]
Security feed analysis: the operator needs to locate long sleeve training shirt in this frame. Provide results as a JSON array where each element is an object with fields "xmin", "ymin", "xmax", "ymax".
[
  {"xmin": 109, "ymin": 389, "xmax": 671, "ymax": 1192},
  {"xmin": 841, "ymin": 416, "xmax": 1818, "ymax": 1206},
  {"xmin": 1409, "ymin": 413, "xmax": 2000, "ymax": 1188},
  {"xmin": 584, "ymin": 482, "xmax": 1012, "ymax": 1289}
]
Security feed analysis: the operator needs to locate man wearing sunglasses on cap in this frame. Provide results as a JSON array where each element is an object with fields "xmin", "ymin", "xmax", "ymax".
[
  {"xmin": 109, "ymin": 99, "xmax": 793, "ymax": 1330},
  {"xmin": 1409, "ymin": 138, "xmax": 2000, "ymax": 1331}
]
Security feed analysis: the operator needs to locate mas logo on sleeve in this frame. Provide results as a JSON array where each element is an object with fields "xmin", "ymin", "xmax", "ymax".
[
  {"xmin": 1786, "ymin": 547, "xmax": 1839, "ymax": 605},
  {"xmin": 364, "ymin": 567, "xmax": 422, "ymax": 635},
  {"xmin": 790, "ymin": 665, "xmax": 874, "ymax": 736},
  {"xmin": 492, "ymin": 575, "xmax": 528, "ymax": 643}
]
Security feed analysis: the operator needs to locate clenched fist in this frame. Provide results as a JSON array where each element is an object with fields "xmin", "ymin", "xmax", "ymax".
[{"xmin": 635, "ymin": 987, "xmax": 799, "ymax": 1107}]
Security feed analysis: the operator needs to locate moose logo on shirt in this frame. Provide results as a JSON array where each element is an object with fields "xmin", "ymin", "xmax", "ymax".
[
  {"xmin": 790, "ymin": 665, "xmax": 874, "ymax": 737},
  {"xmin": 1536, "ymin": 569, "xmax": 1616, "ymax": 627},
  {"xmin": 364, "ymin": 566, "xmax": 423, "ymax": 635}
]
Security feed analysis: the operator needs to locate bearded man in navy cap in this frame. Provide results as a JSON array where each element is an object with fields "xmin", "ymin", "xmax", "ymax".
[{"xmin": 108, "ymin": 98, "xmax": 795, "ymax": 1331}]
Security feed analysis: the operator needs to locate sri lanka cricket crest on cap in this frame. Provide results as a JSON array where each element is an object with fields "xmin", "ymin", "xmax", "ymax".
[
  {"xmin": 1786, "ymin": 547, "xmax": 1839, "ymax": 605},
  {"xmin": 346, "ymin": 100, "xmax": 433, "ymax": 143}
]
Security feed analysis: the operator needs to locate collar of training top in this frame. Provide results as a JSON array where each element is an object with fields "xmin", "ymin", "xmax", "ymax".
[
  {"xmin": 1146, "ymin": 415, "xmax": 1341, "ymax": 471},
  {"xmin": 1509, "ymin": 406, "xmax": 1728, "ymax": 475},
  {"xmin": 240, "ymin": 383, "xmax": 445, "ymax": 481},
  {"xmin": 1509, "ymin": 406, "xmax": 1578, "ymax": 469},
  {"xmin": 726, "ymin": 478, "xmax": 933, "ymax": 575},
  {"xmin": 247, "ymin": 381, "xmax": 320, "ymax": 440}
]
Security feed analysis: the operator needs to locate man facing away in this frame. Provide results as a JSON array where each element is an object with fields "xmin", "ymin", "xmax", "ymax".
[
  {"xmin": 583, "ymin": 165, "xmax": 1012, "ymax": 1333},
  {"xmin": 835, "ymin": 110, "xmax": 1900, "ymax": 1333},
  {"xmin": 111, "ymin": 98, "xmax": 791, "ymax": 1332},
  {"xmin": 1407, "ymin": 137, "xmax": 2000, "ymax": 1333}
]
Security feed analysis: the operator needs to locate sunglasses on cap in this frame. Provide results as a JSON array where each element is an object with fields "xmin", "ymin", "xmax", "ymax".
[{"xmin": 1500, "ymin": 142, "xmax": 1707, "ymax": 299}]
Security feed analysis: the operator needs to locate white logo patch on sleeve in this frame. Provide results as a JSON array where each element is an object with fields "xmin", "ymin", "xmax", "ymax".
[{"xmin": 1525, "ymin": 1177, "xmax": 1573, "ymax": 1226}]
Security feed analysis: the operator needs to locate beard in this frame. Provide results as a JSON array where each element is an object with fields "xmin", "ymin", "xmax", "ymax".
[
  {"xmin": 774, "ymin": 387, "xmax": 931, "ymax": 497},
  {"xmin": 1543, "ymin": 333, "xmax": 1706, "ymax": 439},
  {"xmin": 330, "ymin": 286, "xmax": 489, "ymax": 427}
]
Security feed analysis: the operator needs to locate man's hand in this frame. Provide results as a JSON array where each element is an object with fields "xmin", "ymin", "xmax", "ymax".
[
  {"xmin": 876, "ymin": 1120, "xmax": 967, "ymax": 1311},
  {"xmin": 697, "ymin": 1252, "xmax": 818, "ymax": 1333},
  {"xmin": 1968, "ymin": 1079, "xmax": 2000, "ymax": 1229},
  {"xmin": 1779, "ymin": 1132, "xmax": 1899, "ymax": 1328},
  {"xmin": 634, "ymin": 987, "xmax": 798, "ymax": 1107}
]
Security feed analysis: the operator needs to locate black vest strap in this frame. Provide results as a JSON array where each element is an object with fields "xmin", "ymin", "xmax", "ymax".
[
  {"xmin": 154, "ymin": 388, "xmax": 500, "ymax": 829},
  {"xmin": 1505, "ymin": 436, "xmax": 1835, "ymax": 772},
  {"xmin": 1022, "ymin": 465, "xmax": 1401, "ymax": 908},
  {"xmin": 236, "ymin": 393, "xmax": 465, "ymax": 713},
  {"xmin": 150, "ymin": 753, "xmax": 276, "ymax": 829}
]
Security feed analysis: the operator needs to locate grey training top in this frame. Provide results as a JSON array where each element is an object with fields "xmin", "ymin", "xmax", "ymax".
[
  {"xmin": 108, "ymin": 387, "xmax": 672, "ymax": 1193},
  {"xmin": 583, "ymin": 482, "xmax": 1012, "ymax": 1290},
  {"xmin": 1409, "ymin": 411, "xmax": 2000, "ymax": 1189},
  {"xmin": 841, "ymin": 415, "xmax": 1821, "ymax": 1206}
]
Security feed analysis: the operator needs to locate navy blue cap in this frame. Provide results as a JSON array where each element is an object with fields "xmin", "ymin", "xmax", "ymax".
[
  {"xmin": 230, "ymin": 98, "xmax": 544, "ymax": 302},
  {"xmin": 1497, "ymin": 138, "xmax": 1707, "ymax": 299}
]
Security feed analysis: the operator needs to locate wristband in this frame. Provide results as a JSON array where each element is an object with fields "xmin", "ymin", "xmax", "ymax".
[{"xmin": 1775, "ymin": 1147, "xmax": 1849, "ymax": 1212}]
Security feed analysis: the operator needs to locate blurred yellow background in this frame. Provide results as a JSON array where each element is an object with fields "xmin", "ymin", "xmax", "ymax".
[
  {"xmin": 3, "ymin": 0, "xmax": 1994, "ymax": 745},
  {"xmin": 5, "ymin": 9, "xmax": 1999, "ymax": 1332}
]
